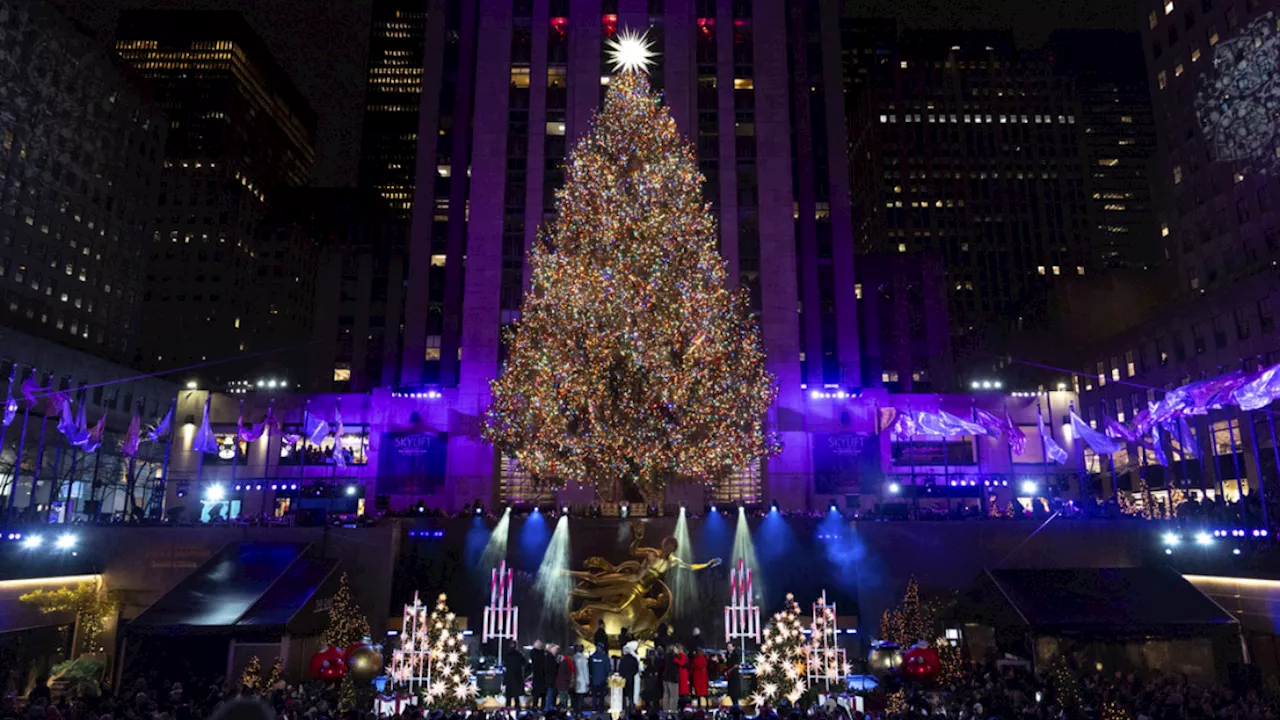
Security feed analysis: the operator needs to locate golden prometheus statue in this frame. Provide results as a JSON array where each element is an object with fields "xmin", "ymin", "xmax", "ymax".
[{"xmin": 566, "ymin": 520, "xmax": 721, "ymax": 646}]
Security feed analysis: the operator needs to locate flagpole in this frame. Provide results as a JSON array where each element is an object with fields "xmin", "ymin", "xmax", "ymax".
[
  {"xmin": 265, "ymin": 398, "xmax": 276, "ymax": 493},
  {"xmin": 124, "ymin": 402, "xmax": 140, "ymax": 522},
  {"xmin": 972, "ymin": 400, "xmax": 987, "ymax": 518},
  {"xmin": 907, "ymin": 402, "xmax": 918, "ymax": 518},
  {"xmin": 88, "ymin": 442, "xmax": 103, "ymax": 522},
  {"xmin": 0, "ymin": 365, "xmax": 15, "ymax": 524},
  {"xmin": 299, "ymin": 398, "xmax": 309, "ymax": 487},
  {"xmin": 1003, "ymin": 402, "xmax": 1015, "ymax": 515},
  {"xmin": 26, "ymin": 397, "xmax": 50, "ymax": 516},
  {"xmin": 1037, "ymin": 395, "xmax": 1048, "ymax": 501},
  {"xmin": 942, "ymin": 405, "xmax": 952, "ymax": 518},
  {"xmin": 1227, "ymin": 408, "xmax": 1246, "ymax": 530},
  {"xmin": 62, "ymin": 443, "xmax": 79, "ymax": 525},
  {"xmin": 231, "ymin": 399, "xmax": 241, "ymax": 492},
  {"xmin": 1247, "ymin": 410, "xmax": 1270, "ymax": 541},
  {"xmin": 1068, "ymin": 400, "xmax": 1083, "ymax": 499},
  {"xmin": 195, "ymin": 396, "xmax": 210, "ymax": 499},
  {"xmin": 46, "ymin": 426, "xmax": 64, "ymax": 524},
  {"xmin": 1102, "ymin": 401, "xmax": 1117, "ymax": 502},
  {"xmin": 331, "ymin": 398, "xmax": 340, "ymax": 488},
  {"xmin": 155, "ymin": 397, "xmax": 177, "ymax": 520},
  {"xmin": 5, "ymin": 368, "xmax": 36, "ymax": 525}
]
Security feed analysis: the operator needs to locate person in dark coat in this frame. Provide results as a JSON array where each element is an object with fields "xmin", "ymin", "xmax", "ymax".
[
  {"xmin": 594, "ymin": 620, "xmax": 609, "ymax": 652},
  {"xmin": 589, "ymin": 643, "xmax": 611, "ymax": 711},
  {"xmin": 642, "ymin": 648, "xmax": 664, "ymax": 709},
  {"xmin": 553, "ymin": 645, "xmax": 574, "ymax": 709},
  {"xmin": 654, "ymin": 623, "xmax": 671, "ymax": 650},
  {"xmin": 618, "ymin": 641, "xmax": 641, "ymax": 712},
  {"xmin": 725, "ymin": 652, "xmax": 742, "ymax": 705},
  {"xmin": 503, "ymin": 641, "xmax": 527, "ymax": 708},
  {"xmin": 529, "ymin": 640, "xmax": 548, "ymax": 709},
  {"xmin": 662, "ymin": 645, "xmax": 682, "ymax": 714}
]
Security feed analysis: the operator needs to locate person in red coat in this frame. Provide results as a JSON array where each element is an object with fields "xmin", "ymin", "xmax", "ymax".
[
  {"xmin": 690, "ymin": 648, "xmax": 709, "ymax": 707},
  {"xmin": 672, "ymin": 646, "xmax": 690, "ymax": 705}
]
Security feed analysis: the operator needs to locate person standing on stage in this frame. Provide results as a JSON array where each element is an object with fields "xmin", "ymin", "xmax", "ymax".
[
  {"xmin": 618, "ymin": 641, "xmax": 641, "ymax": 713},
  {"xmin": 573, "ymin": 644, "xmax": 590, "ymax": 713},
  {"xmin": 529, "ymin": 640, "xmax": 548, "ymax": 709},
  {"xmin": 503, "ymin": 640, "xmax": 527, "ymax": 709},
  {"xmin": 690, "ymin": 648, "xmax": 709, "ymax": 708},
  {"xmin": 662, "ymin": 644, "xmax": 682, "ymax": 714},
  {"xmin": 589, "ymin": 642, "xmax": 611, "ymax": 712},
  {"xmin": 594, "ymin": 619, "xmax": 609, "ymax": 651}
]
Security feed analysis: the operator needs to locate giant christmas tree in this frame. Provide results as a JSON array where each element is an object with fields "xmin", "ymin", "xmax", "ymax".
[{"xmin": 483, "ymin": 31, "xmax": 779, "ymax": 502}]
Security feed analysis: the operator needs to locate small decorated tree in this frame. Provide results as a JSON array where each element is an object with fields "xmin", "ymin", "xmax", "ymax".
[
  {"xmin": 325, "ymin": 574, "xmax": 372, "ymax": 711},
  {"xmin": 265, "ymin": 657, "xmax": 283, "ymax": 690},
  {"xmin": 419, "ymin": 593, "xmax": 477, "ymax": 709},
  {"xmin": 327, "ymin": 573, "xmax": 372, "ymax": 648},
  {"xmin": 752, "ymin": 594, "xmax": 807, "ymax": 705},
  {"xmin": 879, "ymin": 578, "xmax": 932, "ymax": 647},
  {"xmin": 240, "ymin": 656, "xmax": 262, "ymax": 691},
  {"xmin": 1049, "ymin": 658, "xmax": 1082, "ymax": 717}
]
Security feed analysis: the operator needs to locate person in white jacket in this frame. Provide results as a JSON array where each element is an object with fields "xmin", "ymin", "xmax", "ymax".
[{"xmin": 573, "ymin": 644, "xmax": 590, "ymax": 713}]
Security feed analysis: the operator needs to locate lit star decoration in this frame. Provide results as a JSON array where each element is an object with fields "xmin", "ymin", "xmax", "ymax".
[
  {"xmin": 606, "ymin": 28, "xmax": 658, "ymax": 74},
  {"xmin": 754, "ymin": 594, "xmax": 808, "ymax": 706},
  {"xmin": 481, "ymin": 68, "xmax": 780, "ymax": 501}
]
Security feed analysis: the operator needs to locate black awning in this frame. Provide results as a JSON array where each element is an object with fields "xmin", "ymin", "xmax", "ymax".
[
  {"xmin": 129, "ymin": 542, "xmax": 336, "ymax": 635},
  {"xmin": 980, "ymin": 567, "xmax": 1237, "ymax": 634}
]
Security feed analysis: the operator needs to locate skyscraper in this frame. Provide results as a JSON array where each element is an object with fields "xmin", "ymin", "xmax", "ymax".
[
  {"xmin": 0, "ymin": 0, "xmax": 166, "ymax": 362},
  {"xmin": 358, "ymin": 0, "xmax": 430, "ymax": 217},
  {"xmin": 116, "ymin": 10, "xmax": 317, "ymax": 377},
  {"xmin": 846, "ymin": 28, "xmax": 1094, "ymax": 380}
]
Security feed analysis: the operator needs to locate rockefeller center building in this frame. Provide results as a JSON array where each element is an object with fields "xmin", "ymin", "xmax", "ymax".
[
  {"xmin": 1077, "ymin": 0, "xmax": 1280, "ymax": 503},
  {"xmin": 115, "ymin": 11, "xmax": 318, "ymax": 378}
]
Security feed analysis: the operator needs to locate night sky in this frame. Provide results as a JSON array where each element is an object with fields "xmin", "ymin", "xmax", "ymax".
[{"xmin": 56, "ymin": 0, "xmax": 1135, "ymax": 188}]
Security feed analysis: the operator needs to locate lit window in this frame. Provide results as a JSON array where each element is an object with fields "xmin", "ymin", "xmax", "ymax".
[
  {"xmin": 1192, "ymin": 47, "xmax": 1201, "ymax": 61},
  {"xmin": 1161, "ymin": 222, "xmax": 1169, "ymax": 237},
  {"xmin": 1149, "ymin": 10, "xmax": 1159, "ymax": 27},
  {"xmin": 1158, "ymin": 70, "xmax": 1168, "ymax": 89},
  {"xmin": 1076, "ymin": 266, "xmax": 1085, "ymax": 275},
  {"xmin": 1210, "ymin": 28, "xmax": 1219, "ymax": 45},
  {"xmin": 1165, "ymin": 0, "xmax": 1174, "ymax": 14},
  {"xmin": 898, "ymin": 243, "xmax": 906, "ymax": 252},
  {"xmin": 1120, "ymin": 115, "xmax": 1133, "ymax": 123},
  {"xmin": 879, "ymin": 114, "xmax": 888, "ymax": 123},
  {"xmin": 1175, "ymin": 63, "xmax": 1184, "ymax": 76},
  {"xmin": 1098, "ymin": 158, "xmax": 1120, "ymax": 167},
  {"xmin": 334, "ymin": 366, "xmax": 351, "ymax": 382},
  {"xmin": 855, "ymin": 283, "xmax": 862, "ymax": 299},
  {"xmin": 1052, "ymin": 266, "xmax": 1061, "ymax": 275},
  {"xmin": 734, "ymin": 78, "xmax": 754, "ymax": 90},
  {"xmin": 900, "ymin": 61, "xmax": 908, "ymax": 69},
  {"xmin": 431, "ymin": 254, "xmax": 447, "ymax": 267},
  {"xmin": 1173, "ymin": 165, "xmax": 1183, "ymax": 184},
  {"xmin": 546, "ymin": 121, "xmax": 566, "ymax": 136},
  {"xmin": 1037, "ymin": 266, "xmax": 1046, "ymax": 275}
]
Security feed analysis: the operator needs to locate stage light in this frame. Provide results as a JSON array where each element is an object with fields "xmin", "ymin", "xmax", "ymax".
[
  {"xmin": 1195, "ymin": 532, "xmax": 1213, "ymax": 546},
  {"xmin": 55, "ymin": 534, "xmax": 77, "ymax": 550},
  {"xmin": 205, "ymin": 484, "xmax": 226, "ymax": 503},
  {"xmin": 346, "ymin": 485, "xmax": 357, "ymax": 497},
  {"xmin": 1019, "ymin": 480, "xmax": 1038, "ymax": 496},
  {"xmin": 532, "ymin": 506, "xmax": 540, "ymax": 514},
  {"xmin": 1165, "ymin": 548, "xmax": 1174, "ymax": 555},
  {"xmin": 1162, "ymin": 532, "xmax": 1180, "ymax": 547},
  {"xmin": 22, "ymin": 535, "xmax": 43, "ymax": 549},
  {"xmin": 710, "ymin": 505, "xmax": 717, "ymax": 513},
  {"xmin": 888, "ymin": 482, "xmax": 901, "ymax": 494},
  {"xmin": 829, "ymin": 501, "xmax": 839, "ymax": 512},
  {"xmin": 770, "ymin": 501, "xmax": 779, "ymax": 513},
  {"xmin": 474, "ymin": 504, "xmax": 483, "ymax": 515},
  {"xmin": 185, "ymin": 380, "xmax": 198, "ymax": 390},
  {"xmin": 1233, "ymin": 548, "xmax": 1242, "ymax": 555},
  {"xmin": 620, "ymin": 503, "xmax": 629, "ymax": 517},
  {"xmin": 562, "ymin": 505, "xmax": 570, "ymax": 515}
]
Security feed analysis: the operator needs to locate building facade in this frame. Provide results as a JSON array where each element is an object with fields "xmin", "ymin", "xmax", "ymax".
[
  {"xmin": 295, "ymin": 189, "xmax": 406, "ymax": 394},
  {"xmin": 846, "ymin": 27, "xmax": 1095, "ymax": 381},
  {"xmin": 1078, "ymin": 0, "xmax": 1280, "ymax": 503},
  {"xmin": 358, "ymin": 0, "xmax": 430, "ymax": 217},
  {"xmin": 116, "ymin": 11, "xmax": 318, "ymax": 377},
  {"xmin": 0, "ymin": 0, "xmax": 167, "ymax": 364}
]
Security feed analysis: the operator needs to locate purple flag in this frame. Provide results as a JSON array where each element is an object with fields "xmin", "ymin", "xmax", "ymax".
[
  {"xmin": 2, "ymin": 398, "xmax": 15, "ymax": 428},
  {"xmin": 333, "ymin": 403, "xmax": 346, "ymax": 469},
  {"xmin": 80, "ymin": 413, "xmax": 106, "ymax": 452},
  {"xmin": 302, "ymin": 411, "xmax": 330, "ymax": 445},
  {"xmin": 147, "ymin": 405, "xmax": 173, "ymax": 442},
  {"xmin": 973, "ymin": 407, "xmax": 1007, "ymax": 436},
  {"xmin": 20, "ymin": 376, "xmax": 43, "ymax": 405},
  {"xmin": 1104, "ymin": 417, "xmax": 1137, "ymax": 444},
  {"xmin": 937, "ymin": 410, "xmax": 995, "ymax": 437},
  {"xmin": 1039, "ymin": 409, "xmax": 1068, "ymax": 464},
  {"xmin": 57, "ymin": 397, "xmax": 86, "ymax": 443},
  {"xmin": 1005, "ymin": 411, "xmax": 1027, "ymax": 456},
  {"xmin": 1232, "ymin": 362, "xmax": 1280, "ymax": 411},
  {"xmin": 192, "ymin": 400, "xmax": 219, "ymax": 454},
  {"xmin": 121, "ymin": 411, "xmax": 142, "ymax": 458},
  {"xmin": 1190, "ymin": 371, "xmax": 1249, "ymax": 412},
  {"xmin": 1149, "ymin": 425, "xmax": 1168, "ymax": 466},
  {"xmin": 1071, "ymin": 411, "xmax": 1122, "ymax": 454},
  {"xmin": 891, "ymin": 410, "xmax": 920, "ymax": 438},
  {"xmin": 915, "ymin": 411, "xmax": 949, "ymax": 436}
]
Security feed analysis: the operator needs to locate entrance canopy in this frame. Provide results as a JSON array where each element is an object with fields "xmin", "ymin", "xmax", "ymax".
[
  {"xmin": 977, "ymin": 567, "xmax": 1237, "ymax": 635},
  {"xmin": 129, "ymin": 542, "xmax": 338, "ymax": 635}
]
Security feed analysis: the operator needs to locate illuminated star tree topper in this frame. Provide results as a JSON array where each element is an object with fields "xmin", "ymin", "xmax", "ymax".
[
  {"xmin": 482, "ymin": 69, "xmax": 780, "ymax": 503},
  {"xmin": 606, "ymin": 28, "xmax": 658, "ymax": 74}
]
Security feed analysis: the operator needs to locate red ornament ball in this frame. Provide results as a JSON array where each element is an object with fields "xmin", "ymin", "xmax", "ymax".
[
  {"xmin": 902, "ymin": 645, "xmax": 941, "ymax": 681},
  {"xmin": 318, "ymin": 658, "xmax": 348, "ymax": 683},
  {"xmin": 310, "ymin": 645, "xmax": 347, "ymax": 680}
]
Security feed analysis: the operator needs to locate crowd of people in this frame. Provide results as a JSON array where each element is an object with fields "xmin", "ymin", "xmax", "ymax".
[
  {"xmin": 500, "ymin": 624, "xmax": 739, "ymax": 715},
  {"xmin": 5, "ymin": 652, "xmax": 1280, "ymax": 720}
]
